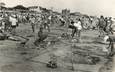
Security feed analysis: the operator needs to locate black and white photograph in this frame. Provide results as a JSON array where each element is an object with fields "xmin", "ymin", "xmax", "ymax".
[{"xmin": 0, "ymin": 0, "xmax": 115, "ymax": 72}]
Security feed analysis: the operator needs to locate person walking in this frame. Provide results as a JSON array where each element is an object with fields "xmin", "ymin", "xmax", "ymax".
[
  {"xmin": 9, "ymin": 14, "xmax": 18, "ymax": 35},
  {"xmin": 71, "ymin": 19, "xmax": 82, "ymax": 38},
  {"xmin": 29, "ymin": 15, "xmax": 36, "ymax": 32}
]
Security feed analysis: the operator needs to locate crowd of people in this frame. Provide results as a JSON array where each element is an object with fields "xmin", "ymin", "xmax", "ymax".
[
  {"xmin": 0, "ymin": 12, "xmax": 114, "ymax": 34},
  {"xmin": 0, "ymin": 9, "xmax": 115, "ymax": 67}
]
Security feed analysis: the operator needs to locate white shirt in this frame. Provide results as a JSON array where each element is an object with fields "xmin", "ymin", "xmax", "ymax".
[
  {"xmin": 48, "ymin": 16, "xmax": 52, "ymax": 20},
  {"xmin": 74, "ymin": 21, "xmax": 82, "ymax": 30},
  {"xmin": 30, "ymin": 17, "xmax": 35, "ymax": 24},
  {"xmin": 9, "ymin": 17, "xmax": 18, "ymax": 26}
]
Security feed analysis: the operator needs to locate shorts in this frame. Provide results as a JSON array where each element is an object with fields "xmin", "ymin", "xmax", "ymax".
[
  {"xmin": 11, "ymin": 25, "xmax": 16, "ymax": 28},
  {"xmin": 77, "ymin": 27, "xmax": 82, "ymax": 30}
]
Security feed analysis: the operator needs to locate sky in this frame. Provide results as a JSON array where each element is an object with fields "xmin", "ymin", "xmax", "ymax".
[{"xmin": 0, "ymin": 0, "xmax": 115, "ymax": 17}]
